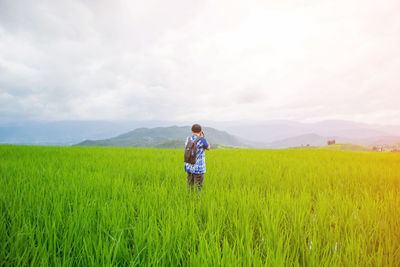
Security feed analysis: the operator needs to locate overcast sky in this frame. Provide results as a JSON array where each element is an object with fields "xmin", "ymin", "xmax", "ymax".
[{"xmin": 0, "ymin": 0, "xmax": 399, "ymax": 124}]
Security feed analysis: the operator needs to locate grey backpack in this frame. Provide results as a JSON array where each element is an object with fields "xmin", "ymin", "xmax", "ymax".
[{"xmin": 184, "ymin": 136, "xmax": 202, "ymax": 164}]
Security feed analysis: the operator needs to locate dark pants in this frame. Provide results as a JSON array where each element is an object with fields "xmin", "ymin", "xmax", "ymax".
[{"xmin": 187, "ymin": 172, "xmax": 204, "ymax": 192}]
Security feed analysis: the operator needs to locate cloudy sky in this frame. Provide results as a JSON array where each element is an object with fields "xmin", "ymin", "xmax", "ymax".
[{"xmin": 0, "ymin": 0, "xmax": 399, "ymax": 124}]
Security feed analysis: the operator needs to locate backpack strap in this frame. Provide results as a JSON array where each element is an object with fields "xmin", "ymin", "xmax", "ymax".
[{"xmin": 193, "ymin": 136, "xmax": 202, "ymax": 145}]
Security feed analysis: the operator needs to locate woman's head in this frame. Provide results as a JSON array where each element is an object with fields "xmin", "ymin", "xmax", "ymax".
[{"xmin": 191, "ymin": 124, "xmax": 202, "ymax": 133}]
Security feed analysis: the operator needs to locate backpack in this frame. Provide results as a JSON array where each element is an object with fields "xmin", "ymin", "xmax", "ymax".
[{"xmin": 184, "ymin": 136, "xmax": 202, "ymax": 164}]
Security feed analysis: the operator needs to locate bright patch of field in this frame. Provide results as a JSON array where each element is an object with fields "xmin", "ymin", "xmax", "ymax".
[{"xmin": 1, "ymin": 145, "xmax": 399, "ymax": 266}]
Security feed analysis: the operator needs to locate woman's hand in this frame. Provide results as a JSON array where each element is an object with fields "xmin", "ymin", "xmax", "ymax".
[{"xmin": 200, "ymin": 131, "xmax": 204, "ymax": 137}]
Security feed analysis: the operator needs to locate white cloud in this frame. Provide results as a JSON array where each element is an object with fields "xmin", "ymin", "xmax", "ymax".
[{"xmin": 0, "ymin": 0, "xmax": 399, "ymax": 124}]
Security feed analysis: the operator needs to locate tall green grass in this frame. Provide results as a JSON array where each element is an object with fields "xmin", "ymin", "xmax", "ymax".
[{"xmin": 1, "ymin": 145, "xmax": 399, "ymax": 266}]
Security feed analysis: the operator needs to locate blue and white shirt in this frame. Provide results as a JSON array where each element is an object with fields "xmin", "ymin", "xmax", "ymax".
[{"xmin": 184, "ymin": 135, "xmax": 209, "ymax": 174}]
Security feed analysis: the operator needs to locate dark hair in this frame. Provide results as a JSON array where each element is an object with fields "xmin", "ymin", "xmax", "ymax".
[{"xmin": 191, "ymin": 124, "xmax": 202, "ymax": 133}]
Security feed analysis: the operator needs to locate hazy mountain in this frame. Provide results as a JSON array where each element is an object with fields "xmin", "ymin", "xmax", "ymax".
[
  {"xmin": 1, "ymin": 119, "xmax": 400, "ymax": 148},
  {"xmin": 216, "ymin": 120, "xmax": 400, "ymax": 143},
  {"xmin": 76, "ymin": 126, "xmax": 248, "ymax": 148},
  {"xmin": 262, "ymin": 133, "xmax": 400, "ymax": 149},
  {"xmin": 209, "ymin": 120, "xmax": 310, "ymax": 142},
  {"xmin": 358, "ymin": 136, "xmax": 400, "ymax": 146},
  {"xmin": 263, "ymin": 134, "xmax": 353, "ymax": 149},
  {"xmin": 0, "ymin": 120, "xmax": 179, "ymax": 145}
]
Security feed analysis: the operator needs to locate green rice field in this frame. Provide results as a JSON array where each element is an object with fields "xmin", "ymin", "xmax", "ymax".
[{"xmin": 1, "ymin": 145, "xmax": 399, "ymax": 266}]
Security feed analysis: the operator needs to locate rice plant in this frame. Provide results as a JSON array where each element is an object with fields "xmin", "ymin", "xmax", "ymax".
[{"xmin": 1, "ymin": 145, "xmax": 399, "ymax": 266}]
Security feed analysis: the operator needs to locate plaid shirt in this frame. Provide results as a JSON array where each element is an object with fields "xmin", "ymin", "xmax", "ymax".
[{"xmin": 184, "ymin": 135, "xmax": 209, "ymax": 174}]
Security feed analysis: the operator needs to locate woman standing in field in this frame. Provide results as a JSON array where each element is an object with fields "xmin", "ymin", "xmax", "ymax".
[{"xmin": 184, "ymin": 124, "xmax": 211, "ymax": 192}]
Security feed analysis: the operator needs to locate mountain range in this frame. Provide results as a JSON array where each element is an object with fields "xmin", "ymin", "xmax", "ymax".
[
  {"xmin": 76, "ymin": 126, "xmax": 247, "ymax": 148},
  {"xmin": 208, "ymin": 120, "xmax": 400, "ymax": 143},
  {"xmin": 0, "ymin": 120, "xmax": 173, "ymax": 145},
  {"xmin": 1, "ymin": 120, "xmax": 400, "ymax": 148}
]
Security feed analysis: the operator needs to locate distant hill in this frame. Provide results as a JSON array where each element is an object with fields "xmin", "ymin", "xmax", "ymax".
[
  {"xmin": 0, "ymin": 120, "xmax": 174, "ymax": 145},
  {"xmin": 262, "ymin": 133, "xmax": 400, "ymax": 149},
  {"xmin": 359, "ymin": 136, "xmax": 400, "ymax": 146},
  {"xmin": 263, "ymin": 134, "xmax": 353, "ymax": 149},
  {"xmin": 2, "ymin": 119, "xmax": 400, "ymax": 148},
  {"xmin": 76, "ymin": 126, "xmax": 247, "ymax": 148},
  {"xmin": 214, "ymin": 120, "xmax": 400, "ymax": 144},
  {"xmin": 291, "ymin": 143, "xmax": 373, "ymax": 151},
  {"xmin": 317, "ymin": 143, "xmax": 372, "ymax": 152}
]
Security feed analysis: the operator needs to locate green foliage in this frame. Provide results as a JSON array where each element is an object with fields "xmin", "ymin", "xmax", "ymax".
[{"xmin": 1, "ymin": 145, "xmax": 399, "ymax": 266}]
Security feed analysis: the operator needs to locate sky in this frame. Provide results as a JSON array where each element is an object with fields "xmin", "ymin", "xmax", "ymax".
[{"xmin": 0, "ymin": 0, "xmax": 399, "ymax": 124}]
